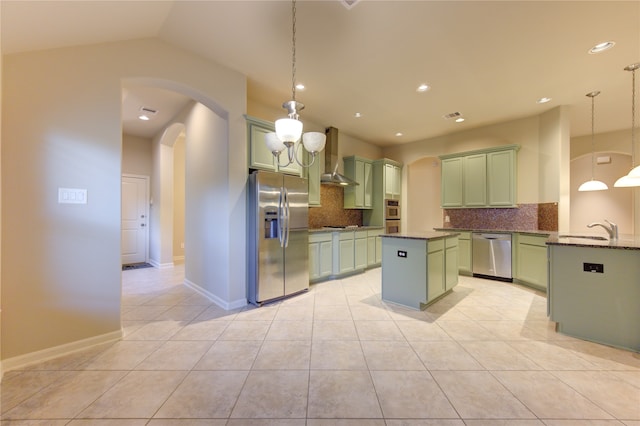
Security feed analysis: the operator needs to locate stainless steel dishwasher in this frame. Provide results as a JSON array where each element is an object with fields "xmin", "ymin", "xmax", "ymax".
[{"xmin": 472, "ymin": 233, "xmax": 512, "ymax": 281}]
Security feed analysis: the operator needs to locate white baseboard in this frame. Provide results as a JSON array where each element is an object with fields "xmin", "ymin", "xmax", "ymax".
[
  {"xmin": 1, "ymin": 330, "xmax": 122, "ymax": 378},
  {"xmin": 173, "ymin": 255, "xmax": 185, "ymax": 262},
  {"xmin": 183, "ymin": 278, "xmax": 247, "ymax": 310},
  {"xmin": 148, "ymin": 259, "xmax": 174, "ymax": 269}
]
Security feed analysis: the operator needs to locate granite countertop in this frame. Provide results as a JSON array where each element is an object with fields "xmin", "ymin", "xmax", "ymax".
[
  {"xmin": 309, "ymin": 226, "xmax": 384, "ymax": 234},
  {"xmin": 546, "ymin": 233, "xmax": 640, "ymax": 250},
  {"xmin": 434, "ymin": 227, "xmax": 552, "ymax": 236},
  {"xmin": 380, "ymin": 231, "xmax": 459, "ymax": 241},
  {"xmin": 434, "ymin": 227, "xmax": 640, "ymax": 250}
]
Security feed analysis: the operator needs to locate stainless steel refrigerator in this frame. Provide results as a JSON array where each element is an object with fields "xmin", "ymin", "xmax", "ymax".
[{"xmin": 248, "ymin": 170, "xmax": 309, "ymax": 305}]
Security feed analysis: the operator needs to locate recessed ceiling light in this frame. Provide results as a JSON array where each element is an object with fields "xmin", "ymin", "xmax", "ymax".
[
  {"xmin": 138, "ymin": 115, "xmax": 150, "ymax": 121},
  {"xmin": 395, "ymin": 132, "xmax": 403, "ymax": 137},
  {"xmin": 416, "ymin": 84, "xmax": 430, "ymax": 93},
  {"xmin": 537, "ymin": 97, "xmax": 552, "ymax": 104},
  {"xmin": 295, "ymin": 83, "xmax": 305, "ymax": 90},
  {"xmin": 354, "ymin": 112, "xmax": 362, "ymax": 118},
  {"xmin": 589, "ymin": 41, "xmax": 615, "ymax": 54},
  {"xmin": 455, "ymin": 117, "xmax": 465, "ymax": 123}
]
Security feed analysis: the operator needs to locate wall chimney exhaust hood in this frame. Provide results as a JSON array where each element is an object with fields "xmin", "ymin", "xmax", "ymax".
[{"xmin": 321, "ymin": 127, "xmax": 359, "ymax": 186}]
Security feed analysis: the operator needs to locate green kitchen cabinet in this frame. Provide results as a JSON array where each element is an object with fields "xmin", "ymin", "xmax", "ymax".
[
  {"xmin": 384, "ymin": 162, "xmax": 402, "ymax": 200},
  {"xmin": 445, "ymin": 236, "xmax": 459, "ymax": 291},
  {"xmin": 367, "ymin": 228, "xmax": 384, "ymax": 267},
  {"xmin": 427, "ymin": 239, "xmax": 446, "ymax": 301},
  {"xmin": 343, "ymin": 156, "xmax": 373, "ymax": 209},
  {"xmin": 246, "ymin": 116, "xmax": 277, "ymax": 171},
  {"xmin": 441, "ymin": 157, "xmax": 464, "ymax": 207},
  {"xmin": 381, "ymin": 234, "xmax": 458, "ymax": 310},
  {"xmin": 488, "ymin": 149, "xmax": 516, "ymax": 206},
  {"xmin": 463, "ymin": 153, "xmax": 487, "ymax": 207},
  {"xmin": 549, "ymin": 244, "xmax": 640, "ymax": 352},
  {"xmin": 457, "ymin": 231, "xmax": 472, "ymax": 275},
  {"xmin": 337, "ymin": 234, "xmax": 355, "ymax": 275},
  {"xmin": 439, "ymin": 145, "xmax": 519, "ymax": 208},
  {"xmin": 245, "ymin": 115, "xmax": 302, "ymax": 176},
  {"xmin": 363, "ymin": 158, "xmax": 403, "ymax": 226},
  {"xmin": 354, "ymin": 230, "xmax": 368, "ymax": 270},
  {"xmin": 514, "ymin": 233, "xmax": 549, "ymax": 291},
  {"xmin": 309, "ymin": 232, "xmax": 333, "ymax": 281},
  {"xmin": 308, "ymin": 149, "xmax": 322, "ymax": 206}
]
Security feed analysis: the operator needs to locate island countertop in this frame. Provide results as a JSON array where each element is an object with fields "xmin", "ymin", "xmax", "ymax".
[
  {"xmin": 546, "ymin": 233, "xmax": 640, "ymax": 250},
  {"xmin": 381, "ymin": 231, "xmax": 459, "ymax": 241}
]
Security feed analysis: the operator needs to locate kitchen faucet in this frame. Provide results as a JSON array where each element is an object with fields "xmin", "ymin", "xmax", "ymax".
[{"xmin": 587, "ymin": 219, "xmax": 618, "ymax": 240}]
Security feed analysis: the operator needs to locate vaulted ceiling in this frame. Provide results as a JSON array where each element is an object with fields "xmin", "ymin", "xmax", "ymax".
[{"xmin": 3, "ymin": 1, "xmax": 639, "ymax": 145}]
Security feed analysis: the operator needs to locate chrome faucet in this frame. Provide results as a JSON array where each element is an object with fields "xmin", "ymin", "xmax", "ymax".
[{"xmin": 587, "ymin": 219, "xmax": 618, "ymax": 240}]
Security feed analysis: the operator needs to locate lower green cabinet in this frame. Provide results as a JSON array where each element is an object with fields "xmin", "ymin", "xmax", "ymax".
[
  {"xmin": 310, "ymin": 228, "xmax": 383, "ymax": 282},
  {"xmin": 445, "ymin": 236, "xmax": 459, "ymax": 291},
  {"xmin": 309, "ymin": 233, "xmax": 333, "ymax": 281},
  {"xmin": 367, "ymin": 228, "xmax": 384, "ymax": 267},
  {"xmin": 514, "ymin": 233, "xmax": 549, "ymax": 291},
  {"xmin": 457, "ymin": 232, "xmax": 472, "ymax": 275},
  {"xmin": 427, "ymin": 239, "xmax": 446, "ymax": 301}
]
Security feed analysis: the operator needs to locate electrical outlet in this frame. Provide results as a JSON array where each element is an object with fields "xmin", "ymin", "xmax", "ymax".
[
  {"xmin": 445, "ymin": 215, "xmax": 450, "ymax": 223},
  {"xmin": 181, "ymin": 242, "xmax": 184, "ymax": 249}
]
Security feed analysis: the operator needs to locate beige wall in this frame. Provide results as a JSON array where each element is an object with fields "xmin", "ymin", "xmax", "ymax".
[
  {"xmin": 173, "ymin": 134, "xmax": 185, "ymax": 261},
  {"xmin": 571, "ymin": 152, "xmax": 633, "ymax": 234},
  {"xmin": 122, "ymin": 134, "xmax": 153, "ymax": 177},
  {"xmin": 1, "ymin": 38, "xmax": 246, "ymax": 364},
  {"xmin": 406, "ymin": 157, "xmax": 442, "ymax": 232}
]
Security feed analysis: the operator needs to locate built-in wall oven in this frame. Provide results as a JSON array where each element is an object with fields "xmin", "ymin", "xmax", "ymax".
[
  {"xmin": 384, "ymin": 199, "xmax": 401, "ymax": 234},
  {"xmin": 385, "ymin": 219, "xmax": 401, "ymax": 234},
  {"xmin": 385, "ymin": 199, "xmax": 400, "ymax": 219}
]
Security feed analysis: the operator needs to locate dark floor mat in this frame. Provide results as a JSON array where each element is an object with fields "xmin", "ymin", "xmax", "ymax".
[{"xmin": 122, "ymin": 262, "xmax": 153, "ymax": 271}]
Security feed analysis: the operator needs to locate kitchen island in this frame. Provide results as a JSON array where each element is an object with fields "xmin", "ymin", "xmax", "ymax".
[
  {"xmin": 381, "ymin": 231, "xmax": 459, "ymax": 309},
  {"xmin": 547, "ymin": 234, "xmax": 640, "ymax": 352}
]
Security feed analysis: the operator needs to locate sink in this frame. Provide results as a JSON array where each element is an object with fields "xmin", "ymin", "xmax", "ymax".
[{"xmin": 558, "ymin": 234, "xmax": 608, "ymax": 241}]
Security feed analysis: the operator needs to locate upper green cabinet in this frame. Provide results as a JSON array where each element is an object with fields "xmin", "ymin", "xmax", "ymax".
[
  {"xmin": 441, "ymin": 157, "xmax": 463, "ymax": 207},
  {"xmin": 343, "ymin": 156, "xmax": 373, "ymax": 209},
  {"xmin": 384, "ymin": 162, "xmax": 402, "ymax": 200},
  {"xmin": 487, "ymin": 149, "xmax": 516, "ymax": 206},
  {"xmin": 463, "ymin": 153, "xmax": 487, "ymax": 207},
  {"xmin": 439, "ymin": 145, "xmax": 519, "ymax": 208},
  {"xmin": 245, "ymin": 115, "xmax": 302, "ymax": 177}
]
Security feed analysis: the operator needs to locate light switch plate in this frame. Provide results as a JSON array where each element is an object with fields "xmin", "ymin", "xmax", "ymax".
[{"xmin": 58, "ymin": 188, "xmax": 87, "ymax": 204}]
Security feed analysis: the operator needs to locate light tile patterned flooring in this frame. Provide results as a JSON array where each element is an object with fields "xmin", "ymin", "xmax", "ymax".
[{"xmin": 2, "ymin": 264, "xmax": 640, "ymax": 425}]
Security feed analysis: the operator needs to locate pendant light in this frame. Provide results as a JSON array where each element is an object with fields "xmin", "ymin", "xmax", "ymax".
[
  {"xmin": 265, "ymin": 0, "xmax": 326, "ymax": 168},
  {"xmin": 614, "ymin": 62, "xmax": 640, "ymax": 187},
  {"xmin": 578, "ymin": 91, "xmax": 608, "ymax": 191}
]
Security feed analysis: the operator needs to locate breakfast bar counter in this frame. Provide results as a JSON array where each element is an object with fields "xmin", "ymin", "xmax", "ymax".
[{"xmin": 380, "ymin": 231, "xmax": 459, "ymax": 309}]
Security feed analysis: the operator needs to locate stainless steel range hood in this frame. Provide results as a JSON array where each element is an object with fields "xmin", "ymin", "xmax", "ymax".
[{"xmin": 321, "ymin": 127, "xmax": 358, "ymax": 186}]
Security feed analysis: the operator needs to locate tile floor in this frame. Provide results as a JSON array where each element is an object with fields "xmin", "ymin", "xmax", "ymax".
[{"xmin": 2, "ymin": 264, "xmax": 639, "ymax": 425}]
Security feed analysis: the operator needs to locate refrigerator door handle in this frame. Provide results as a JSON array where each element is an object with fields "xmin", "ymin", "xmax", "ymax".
[
  {"xmin": 278, "ymin": 188, "xmax": 285, "ymax": 247},
  {"xmin": 283, "ymin": 188, "xmax": 290, "ymax": 248}
]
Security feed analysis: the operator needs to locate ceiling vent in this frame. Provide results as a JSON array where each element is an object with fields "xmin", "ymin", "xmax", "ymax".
[
  {"xmin": 442, "ymin": 112, "xmax": 462, "ymax": 120},
  {"xmin": 139, "ymin": 106, "xmax": 158, "ymax": 116},
  {"xmin": 341, "ymin": 0, "xmax": 360, "ymax": 10}
]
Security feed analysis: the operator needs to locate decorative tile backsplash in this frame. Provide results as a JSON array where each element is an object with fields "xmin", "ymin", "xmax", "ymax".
[
  {"xmin": 308, "ymin": 185, "xmax": 362, "ymax": 229},
  {"xmin": 442, "ymin": 203, "xmax": 558, "ymax": 231}
]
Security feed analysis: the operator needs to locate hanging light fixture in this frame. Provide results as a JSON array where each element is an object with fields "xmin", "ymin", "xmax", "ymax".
[
  {"xmin": 265, "ymin": 0, "xmax": 326, "ymax": 168},
  {"xmin": 578, "ymin": 91, "xmax": 608, "ymax": 191},
  {"xmin": 614, "ymin": 62, "xmax": 640, "ymax": 187}
]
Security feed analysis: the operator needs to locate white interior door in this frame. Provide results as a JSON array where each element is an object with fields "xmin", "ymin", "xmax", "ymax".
[{"xmin": 122, "ymin": 175, "xmax": 149, "ymax": 265}]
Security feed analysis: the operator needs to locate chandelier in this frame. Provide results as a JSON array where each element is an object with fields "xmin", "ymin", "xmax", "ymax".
[
  {"xmin": 578, "ymin": 91, "xmax": 608, "ymax": 191},
  {"xmin": 264, "ymin": 0, "xmax": 326, "ymax": 168},
  {"xmin": 614, "ymin": 62, "xmax": 640, "ymax": 187}
]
